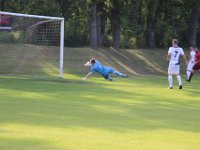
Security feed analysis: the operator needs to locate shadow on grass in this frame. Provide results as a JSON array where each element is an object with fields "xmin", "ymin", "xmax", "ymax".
[{"xmin": 0, "ymin": 75, "xmax": 200, "ymax": 133}]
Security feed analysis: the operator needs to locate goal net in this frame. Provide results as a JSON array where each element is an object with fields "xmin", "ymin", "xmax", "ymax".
[{"xmin": 0, "ymin": 11, "xmax": 64, "ymax": 78}]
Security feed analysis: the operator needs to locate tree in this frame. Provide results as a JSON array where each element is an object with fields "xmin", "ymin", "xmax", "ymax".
[
  {"xmin": 145, "ymin": 0, "xmax": 164, "ymax": 48},
  {"xmin": 96, "ymin": 0, "xmax": 106, "ymax": 47},
  {"xmin": 3, "ymin": 0, "xmax": 60, "ymax": 16},
  {"xmin": 88, "ymin": 0, "xmax": 109, "ymax": 49},
  {"xmin": 111, "ymin": 0, "xmax": 121, "ymax": 49},
  {"xmin": 188, "ymin": 3, "xmax": 200, "ymax": 47},
  {"xmin": 1, "ymin": 0, "xmax": 199, "ymax": 48},
  {"xmin": 55, "ymin": 0, "xmax": 76, "ymax": 20},
  {"xmin": 88, "ymin": 0, "xmax": 98, "ymax": 49}
]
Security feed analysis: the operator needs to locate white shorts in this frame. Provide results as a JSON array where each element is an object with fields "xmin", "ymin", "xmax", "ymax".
[
  {"xmin": 187, "ymin": 61, "xmax": 195, "ymax": 71},
  {"xmin": 168, "ymin": 64, "xmax": 180, "ymax": 75}
]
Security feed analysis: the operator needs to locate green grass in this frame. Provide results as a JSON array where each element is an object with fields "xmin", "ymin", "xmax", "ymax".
[{"xmin": 0, "ymin": 74, "xmax": 200, "ymax": 150}]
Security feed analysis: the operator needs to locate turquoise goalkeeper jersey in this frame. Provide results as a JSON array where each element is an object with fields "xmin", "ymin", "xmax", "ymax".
[{"xmin": 90, "ymin": 60, "xmax": 114, "ymax": 76}]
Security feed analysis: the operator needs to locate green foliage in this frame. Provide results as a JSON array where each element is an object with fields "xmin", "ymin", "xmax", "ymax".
[
  {"xmin": 65, "ymin": 15, "xmax": 88, "ymax": 47},
  {"xmin": 1, "ymin": 0, "xmax": 200, "ymax": 48},
  {"xmin": 4, "ymin": 0, "xmax": 60, "ymax": 16}
]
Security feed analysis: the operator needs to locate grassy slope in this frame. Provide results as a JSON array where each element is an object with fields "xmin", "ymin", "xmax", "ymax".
[
  {"xmin": 64, "ymin": 47, "xmax": 169, "ymax": 75},
  {"xmin": 0, "ymin": 43, "xmax": 190, "ymax": 76},
  {"xmin": 0, "ymin": 75, "xmax": 200, "ymax": 150},
  {"xmin": 54, "ymin": 46, "xmax": 191, "ymax": 76}
]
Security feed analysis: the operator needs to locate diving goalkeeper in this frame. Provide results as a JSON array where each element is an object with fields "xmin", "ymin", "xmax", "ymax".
[{"xmin": 82, "ymin": 58, "xmax": 128, "ymax": 81}]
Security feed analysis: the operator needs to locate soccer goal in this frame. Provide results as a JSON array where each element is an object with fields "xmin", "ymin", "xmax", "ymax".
[{"xmin": 0, "ymin": 11, "xmax": 64, "ymax": 78}]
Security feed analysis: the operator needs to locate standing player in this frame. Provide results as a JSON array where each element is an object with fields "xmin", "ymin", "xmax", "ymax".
[
  {"xmin": 167, "ymin": 39, "xmax": 187, "ymax": 89},
  {"xmin": 186, "ymin": 48, "xmax": 200, "ymax": 82},
  {"xmin": 82, "ymin": 58, "xmax": 128, "ymax": 81},
  {"xmin": 186, "ymin": 46, "xmax": 196, "ymax": 80}
]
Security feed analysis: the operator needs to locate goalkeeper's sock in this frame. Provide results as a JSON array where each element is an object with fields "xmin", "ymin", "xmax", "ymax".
[
  {"xmin": 113, "ymin": 71, "xmax": 128, "ymax": 78},
  {"xmin": 113, "ymin": 71, "xmax": 123, "ymax": 77}
]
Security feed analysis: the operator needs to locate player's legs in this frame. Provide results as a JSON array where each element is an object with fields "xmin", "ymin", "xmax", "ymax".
[
  {"xmin": 168, "ymin": 74, "xmax": 173, "ymax": 89},
  {"xmin": 186, "ymin": 70, "xmax": 191, "ymax": 80},
  {"xmin": 176, "ymin": 73, "xmax": 182, "ymax": 89},
  {"xmin": 168, "ymin": 64, "xmax": 175, "ymax": 88},
  {"xmin": 187, "ymin": 70, "xmax": 194, "ymax": 82},
  {"xmin": 103, "ymin": 74, "xmax": 114, "ymax": 81},
  {"xmin": 187, "ymin": 63, "xmax": 200, "ymax": 82},
  {"xmin": 168, "ymin": 64, "xmax": 181, "ymax": 89},
  {"xmin": 113, "ymin": 71, "xmax": 127, "ymax": 77},
  {"xmin": 174, "ymin": 65, "xmax": 182, "ymax": 89},
  {"xmin": 108, "ymin": 67, "xmax": 128, "ymax": 78},
  {"xmin": 186, "ymin": 62, "xmax": 194, "ymax": 80}
]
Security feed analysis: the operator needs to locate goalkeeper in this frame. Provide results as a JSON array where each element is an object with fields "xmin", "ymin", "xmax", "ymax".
[{"xmin": 82, "ymin": 58, "xmax": 128, "ymax": 81}]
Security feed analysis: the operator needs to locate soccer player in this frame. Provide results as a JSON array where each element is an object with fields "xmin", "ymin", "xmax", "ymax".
[
  {"xmin": 82, "ymin": 58, "xmax": 128, "ymax": 81},
  {"xmin": 167, "ymin": 39, "xmax": 187, "ymax": 89},
  {"xmin": 186, "ymin": 46, "xmax": 196, "ymax": 80},
  {"xmin": 186, "ymin": 48, "xmax": 200, "ymax": 82}
]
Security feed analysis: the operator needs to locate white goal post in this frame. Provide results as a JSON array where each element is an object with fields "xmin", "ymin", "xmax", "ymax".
[{"xmin": 0, "ymin": 11, "xmax": 65, "ymax": 78}]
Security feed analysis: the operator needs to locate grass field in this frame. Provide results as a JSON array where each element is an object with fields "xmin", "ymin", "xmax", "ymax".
[{"xmin": 0, "ymin": 74, "xmax": 200, "ymax": 150}]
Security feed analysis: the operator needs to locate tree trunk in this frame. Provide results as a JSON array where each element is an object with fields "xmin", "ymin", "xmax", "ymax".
[
  {"xmin": 89, "ymin": 1, "xmax": 98, "ymax": 49},
  {"xmin": 146, "ymin": 0, "xmax": 156, "ymax": 48},
  {"xmin": 145, "ymin": 0, "xmax": 162, "ymax": 48},
  {"xmin": 100, "ymin": 14, "xmax": 106, "ymax": 47},
  {"xmin": 188, "ymin": 4, "xmax": 200, "ymax": 47},
  {"xmin": 96, "ymin": 1, "xmax": 106, "ymax": 48},
  {"xmin": 96, "ymin": 14, "xmax": 102, "ymax": 47},
  {"xmin": 112, "ymin": 25, "xmax": 121, "ymax": 50},
  {"xmin": 111, "ymin": 0, "xmax": 121, "ymax": 50}
]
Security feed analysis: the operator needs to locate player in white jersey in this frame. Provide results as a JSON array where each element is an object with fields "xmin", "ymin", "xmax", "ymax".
[
  {"xmin": 186, "ymin": 46, "xmax": 196, "ymax": 80},
  {"xmin": 167, "ymin": 39, "xmax": 187, "ymax": 89}
]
